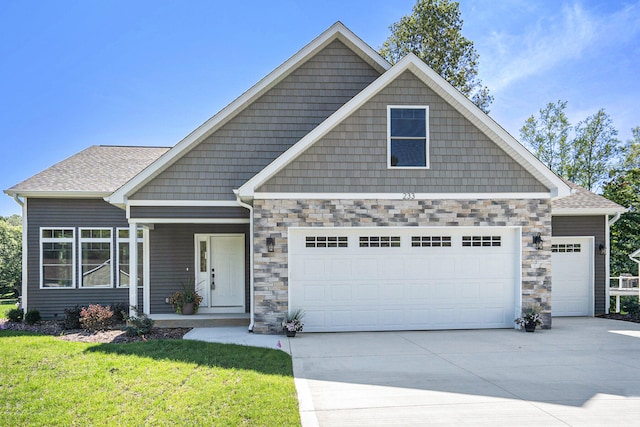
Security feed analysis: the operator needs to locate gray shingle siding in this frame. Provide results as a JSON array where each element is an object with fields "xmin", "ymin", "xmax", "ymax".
[
  {"xmin": 552, "ymin": 215, "xmax": 607, "ymax": 314},
  {"xmin": 148, "ymin": 224, "xmax": 250, "ymax": 314},
  {"xmin": 131, "ymin": 40, "xmax": 381, "ymax": 201},
  {"xmin": 258, "ymin": 71, "xmax": 549, "ymax": 193},
  {"xmin": 25, "ymin": 198, "xmax": 133, "ymax": 319},
  {"xmin": 130, "ymin": 206, "xmax": 249, "ymax": 219}
]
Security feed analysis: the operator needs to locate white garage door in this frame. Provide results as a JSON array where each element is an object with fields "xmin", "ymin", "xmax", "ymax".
[
  {"xmin": 289, "ymin": 227, "xmax": 519, "ymax": 332},
  {"xmin": 551, "ymin": 237, "xmax": 593, "ymax": 317}
]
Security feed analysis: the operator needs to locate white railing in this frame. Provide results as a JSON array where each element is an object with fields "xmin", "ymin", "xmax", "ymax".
[{"xmin": 609, "ymin": 276, "xmax": 640, "ymax": 313}]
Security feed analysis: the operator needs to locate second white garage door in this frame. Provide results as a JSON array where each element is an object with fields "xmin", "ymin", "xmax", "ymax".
[
  {"xmin": 289, "ymin": 227, "xmax": 520, "ymax": 332},
  {"xmin": 551, "ymin": 237, "xmax": 593, "ymax": 317}
]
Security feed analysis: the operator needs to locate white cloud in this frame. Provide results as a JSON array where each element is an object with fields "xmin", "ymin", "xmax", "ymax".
[{"xmin": 481, "ymin": 1, "xmax": 640, "ymax": 93}]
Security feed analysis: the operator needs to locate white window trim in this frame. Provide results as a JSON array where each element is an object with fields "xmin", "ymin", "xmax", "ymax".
[
  {"xmin": 78, "ymin": 227, "xmax": 113, "ymax": 288},
  {"xmin": 40, "ymin": 227, "xmax": 76, "ymax": 289},
  {"xmin": 387, "ymin": 105, "xmax": 430, "ymax": 169},
  {"xmin": 116, "ymin": 227, "xmax": 144, "ymax": 288}
]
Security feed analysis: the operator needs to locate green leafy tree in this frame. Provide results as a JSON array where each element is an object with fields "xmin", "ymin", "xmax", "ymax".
[
  {"xmin": 603, "ymin": 168, "xmax": 640, "ymax": 276},
  {"xmin": 572, "ymin": 109, "xmax": 619, "ymax": 191},
  {"xmin": 0, "ymin": 217, "xmax": 22, "ymax": 298},
  {"xmin": 379, "ymin": 0, "xmax": 493, "ymax": 113},
  {"xmin": 604, "ymin": 129, "xmax": 640, "ymax": 276},
  {"xmin": 519, "ymin": 100, "xmax": 571, "ymax": 175},
  {"xmin": 621, "ymin": 126, "xmax": 640, "ymax": 169}
]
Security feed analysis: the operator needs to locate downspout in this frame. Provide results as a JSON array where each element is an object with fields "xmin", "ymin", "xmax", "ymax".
[
  {"xmin": 605, "ymin": 212, "xmax": 622, "ymax": 313},
  {"xmin": 234, "ymin": 190, "xmax": 254, "ymax": 332},
  {"xmin": 11, "ymin": 194, "xmax": 27, "ymax": 311}
]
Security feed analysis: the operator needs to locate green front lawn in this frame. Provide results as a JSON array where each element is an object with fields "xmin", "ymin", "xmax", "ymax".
[
  {"xmin": 0, "ymin": 299, "xmax": 18, "ymax": 318},
  {"xmin": 0, "ymin": 331, "xmax": 301, "ymax": 426}
]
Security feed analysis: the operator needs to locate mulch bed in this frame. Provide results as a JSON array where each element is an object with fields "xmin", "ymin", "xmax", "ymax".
[
  {"xmin": 597, "ymin": 313, "xmax": 640, "ymax": 323},
  {"xmin": 0, "ymin": 319, "xmax": 190, "ymax": 344}
]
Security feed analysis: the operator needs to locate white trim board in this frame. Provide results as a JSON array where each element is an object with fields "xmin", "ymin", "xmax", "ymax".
[
  {"xmin": 254, "ymin": 192, "xmax": 552, "ymax": 200},
  {"xmin": 237, "ymin": 53, "xmax": 571, "ymax": 200},
  {"xmin": 128, "ymin": 218, "xmax": 250, "ymax": 224},
  {"xmin": 127, "ymin": 200, "xmax": 239, "ymax": 207},
  {"xmin": 107, "ymin": 22, "xmax": 389, "ymax": 205}
]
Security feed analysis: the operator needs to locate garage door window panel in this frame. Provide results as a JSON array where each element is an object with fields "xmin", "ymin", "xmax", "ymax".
[
  {"xmin": 462, "ymin": 236, "xmax": 501, "ymax": 247},
  {"xmin": 411, "ymin": 236, "xmax": 452, "ymax": 247},
  {"xmin": 359, "ymin": 236, "xmax": 401, "ymax": 247},
  {"xmin": 305, "ymin": 236, "xmax": 348, "ymax": 248}
]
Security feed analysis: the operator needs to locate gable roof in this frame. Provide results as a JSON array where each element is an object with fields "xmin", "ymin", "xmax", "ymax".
[
  {"xmin": 107, "ymin": 21, "xmax": 390, "ymax": 205},
  {"xmin": 237, "ymin": 53, "xmax": 572, "ymax": 200},
  {"xmin": 552, "ymin": 180, "xmax": 626, "ymax": 215},
  {"xmin": 5, "ymin": 145, "xmax": 169, "ymax": 197}
]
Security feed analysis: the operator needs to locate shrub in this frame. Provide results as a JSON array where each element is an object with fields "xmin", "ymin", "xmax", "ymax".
[
  {"xmin": 621, "ymin": 297, "xmax": 640, "ymax": 316},
  {"xmin": 80, "ymin": 304, "xmax": 114, "ymax": 331},
  {"xmin": 6, "ymin": 308, "xmax": 23, "ymax": 322},
  {"xmin": 123, "ymin": 307, "xmax": 155, "ymax": 337},
  {"xmin": 63, "ymin": 305, "xmax": 82, "ymax": 329},
  {"xmin": 24, "ymin": 309, "xmax": 41, "ymax": 325},
  {"xmin": 111, "ymin": 302, "xmax": 129, "ymax": 324}
]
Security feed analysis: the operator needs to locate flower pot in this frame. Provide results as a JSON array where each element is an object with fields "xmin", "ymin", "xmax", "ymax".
[
  {"xmin": 285, "ymin": 330, "xmax": 296, "ymax": 337},
  {"xmin": 181, "ymin": 302, "xmax": 195, "ymax": 315},
  {"xmin": 524, "ymin": 321, "xmax": 536, "ymax": 332}
]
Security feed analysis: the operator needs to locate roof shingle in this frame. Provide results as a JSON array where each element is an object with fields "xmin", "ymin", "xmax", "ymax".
[{"xmin": 7, "ymin": 145, "xmax": 169, "ymax": 194}]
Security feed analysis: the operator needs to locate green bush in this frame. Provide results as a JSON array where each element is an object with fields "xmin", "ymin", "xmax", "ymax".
[
  {"xmin": 123, "ymin": 307, "xmax": 155, "ymax": 337},
  {"xmin": 80, "ymin": 304, "xmax": 114, "ymax": 331},
  {"xmin": 6, "ymin": 308, "xmax": 24, "ymax": 322},
  {"xmin": 622, "ymin": 297, "xmax": 640, "ymax": 316},
  {"xmin": 63, "ymin": 305, "xmax": 82, "ymax": 329},
  {"xmin": 110, "ymin": 302, "xmax": 129, "ymax": 323},
  {"xmin": 24, "ymin": 309, "xmax": 41, "ymax": 325}
]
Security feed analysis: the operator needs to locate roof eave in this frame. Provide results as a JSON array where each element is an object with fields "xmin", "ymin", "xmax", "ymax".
[
  {"xmin": 552, "ymin": 207, "xmax": 628, "ymax": 216},
  {"xmin": 4, "ymin": 190, "xmax": 112, "ymax": 199}
]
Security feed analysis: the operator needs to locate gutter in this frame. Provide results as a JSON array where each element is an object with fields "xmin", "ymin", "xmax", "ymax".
[
  {"xmin": 605, "ymin": 211, "xmax": 623, "ymax": 313},
  {"xmin": 10, "ymin": 194, "xmax": 27, "ymax": 311},
  {"xmin": 234, "ymin": 189, "xmax": 255, "ymax": 332}
]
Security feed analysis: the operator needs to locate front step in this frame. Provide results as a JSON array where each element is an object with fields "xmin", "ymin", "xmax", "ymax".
[{"xmin": 150, "ymin": 313, "xmax": 250, "ymax": 329}]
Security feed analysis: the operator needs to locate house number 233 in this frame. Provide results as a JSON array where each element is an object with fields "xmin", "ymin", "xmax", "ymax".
[{"xmin": 402, "ymin": 192, "xmax": 415, "ymax": 200}]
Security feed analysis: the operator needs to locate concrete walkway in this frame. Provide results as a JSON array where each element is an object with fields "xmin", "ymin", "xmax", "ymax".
[
  {"xmin": 289, "ymin": 318, "xmax": 640, "ymax": 426},
  {"xmin": 183, "ymin": 326, "xmax": 292, "ymax": 354}
]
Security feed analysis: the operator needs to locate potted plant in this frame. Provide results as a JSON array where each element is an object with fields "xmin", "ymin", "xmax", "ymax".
[
  {"xmin": 281, "ymin": 309, "xmax": 305, "ymax": 337},
  {"xmin": 169, "ymin": 272, "xmax": 203, "ymax": 315},
  {"xmin": 515, "ymin": 307, "xmax": 543, "ymax": 332}
]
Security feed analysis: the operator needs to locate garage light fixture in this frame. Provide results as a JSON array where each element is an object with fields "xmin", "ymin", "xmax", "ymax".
[
  {"xmin": 266, "ymin": 237, "xmax": 275, "ymax": 253},
  {"xmin": 533, "ymin": 233, "xmax": 543, "ymax": 250},
  {"xmin": 599, "ymin": 243, "xmax": 606, "ymax": 255}
]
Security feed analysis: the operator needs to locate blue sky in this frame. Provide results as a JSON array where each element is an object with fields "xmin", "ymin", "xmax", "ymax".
[{"xmin": 1, "ymin": 0, "xmax": 639, "ymax": 216}]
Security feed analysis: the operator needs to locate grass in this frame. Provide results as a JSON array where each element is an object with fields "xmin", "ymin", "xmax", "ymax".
[
  {"xmin": 0, "ymin": 331, "xmax": 301, "ymax": 426},
  {"xmin": 0, "ymin": 299, "xmax": 18, "ymax": 318}
]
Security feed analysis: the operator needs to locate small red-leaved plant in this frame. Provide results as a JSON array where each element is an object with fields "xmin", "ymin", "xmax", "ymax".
[{"xmin": 79, "ymin": 304, "xmax": 114, "ymax": 331}]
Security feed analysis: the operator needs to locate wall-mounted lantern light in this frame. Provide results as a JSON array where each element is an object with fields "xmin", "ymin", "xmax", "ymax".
[
  {"xmin": 266, "ymin": 237, "xmax": 275, "ymax": 253},
  {"xmin": 599, "ymin": 243, "xmax": 606, "ymax": 255},
  {"xmin": 533, "ymin": 233, "xmax": 543, "ymax": 250}
]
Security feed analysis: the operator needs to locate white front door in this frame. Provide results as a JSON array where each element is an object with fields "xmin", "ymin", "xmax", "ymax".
[{"xmin": 195, "ymin": 234, "xmax": 245, "ymax": 313}]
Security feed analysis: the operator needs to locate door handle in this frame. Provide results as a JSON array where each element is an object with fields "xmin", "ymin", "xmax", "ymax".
[{"xmin": 211, "ymin": 268, "xmax": 215, "ymax": 289}]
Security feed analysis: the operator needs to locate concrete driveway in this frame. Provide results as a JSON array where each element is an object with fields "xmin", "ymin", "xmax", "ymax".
[{"xmin": 289, "ymin": 318, "xmax": 640, "ymax": 426}]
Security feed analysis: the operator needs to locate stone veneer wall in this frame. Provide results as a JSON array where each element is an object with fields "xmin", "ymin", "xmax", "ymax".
[{"xmin": 252, "ymin": 199, "xmax": 552, "ymax": 334}]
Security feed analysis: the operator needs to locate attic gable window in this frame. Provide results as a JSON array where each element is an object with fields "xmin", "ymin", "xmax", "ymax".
[{"xmin": 388, "ymin": 106, "xmax": 429, "ymax": 168}]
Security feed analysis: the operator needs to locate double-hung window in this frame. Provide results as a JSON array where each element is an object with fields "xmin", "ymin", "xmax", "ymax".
[
  {"xmin": 117, "ymin": 228, "xmax": 144, "ymax": 287},
  {"xmin": 41, "ymin": 228, "xmax": 75, "ymax": 288},
  {"xmin": 79, "ymin": 228, "xmax": 113, "ymax": 288},
  {"xmin": 388, "ymin": 106, "xmax": 429, "ymax": 168}
]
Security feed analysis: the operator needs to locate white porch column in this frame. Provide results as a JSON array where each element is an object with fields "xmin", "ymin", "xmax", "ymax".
[{"xmin": 129, "ymin": 222, "xmax": 138, "ymax": 317}]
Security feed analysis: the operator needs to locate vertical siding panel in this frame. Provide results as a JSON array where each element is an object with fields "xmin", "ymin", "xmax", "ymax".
[
  {"xmin": 26, "ymin": 198, "xmax": 130, "ymax": 319},
  {"xmin": 552, "ymin": 216, "xmax": 607, "ymax": 313}
]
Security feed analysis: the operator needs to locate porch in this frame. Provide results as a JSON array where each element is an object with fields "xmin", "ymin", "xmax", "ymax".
[{"xmin": 150, "ymin": 313, "xmax": 250, "ymax": 328}]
